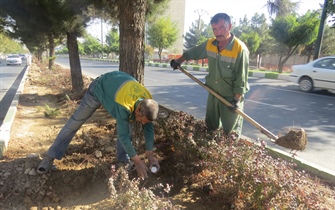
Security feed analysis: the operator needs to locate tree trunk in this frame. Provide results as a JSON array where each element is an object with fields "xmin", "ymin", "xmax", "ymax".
[
  {"xmin": 158, "ymin": 49, "xmax": 162, "ymax": 63},
  {"xmin": 48, "ymin": 33, "xmax": 55, "ymax": 70},
  {"xmin": 118, "ymin": 0, "xmax": 147, "ymax": 84},
  {"xmin": 278, "ymin": 56, "xmax": 284, "ymax": 73},
  {"xmin": 67, "ymin": 32, "xmax": 84, "ymax": 95},
  {"xmin": 37, "ymin": 47, "xmax": 43, "ymax": 61}
]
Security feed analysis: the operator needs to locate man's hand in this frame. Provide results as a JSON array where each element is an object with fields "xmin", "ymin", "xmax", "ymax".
[
  {"xmin": 131, "ymin": 155, "xmax": 148, "ymax": 179},
  {"xmin": 170, "ymin": 59, "xmax": 180, "ymax": 70},
  {"xmin": 146, "ymin": 151, "xmax": 160, "ymax": 172},
  {"xmin": 228, "ymin": 99, "xmax": 239, "ymax": 112}
]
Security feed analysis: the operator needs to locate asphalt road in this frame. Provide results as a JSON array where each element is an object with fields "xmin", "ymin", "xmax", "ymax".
[
  {"xmin": 0, "ymin": 59, "xmax": 27, "ymax": 125},
  {"xmin": 31, "ymin": 57, "xmax": 334, "ymax": 173}
]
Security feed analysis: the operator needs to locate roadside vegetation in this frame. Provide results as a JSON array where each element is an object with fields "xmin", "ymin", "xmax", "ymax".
[
  {"xmin": 2, "ymin": 60, "xmax": 334, "ymax": 209},
  {"xmin": 1, "ymin": 1, "xmax": 335, "ymax": 208}
]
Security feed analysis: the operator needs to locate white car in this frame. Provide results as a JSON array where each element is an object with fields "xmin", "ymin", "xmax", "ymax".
[
  {"xmin": 289, "ymin": 56, "xmax": 335, "ymax": 92},
  {"xmin": 19, "ymin": 54, "xmax": 26, "ymax": 60},
  {"xmin": 6, "ymin": 54, "xmax": 22, "ymax": 65}
]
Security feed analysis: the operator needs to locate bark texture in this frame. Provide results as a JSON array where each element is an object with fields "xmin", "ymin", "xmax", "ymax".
[
  {"xmin": 67, "ymin": 32, "xmax": 84, "ymax": 95},
  {"xmin": 118, "ymin": 0, "xmax": 147, "ymax": 84}
]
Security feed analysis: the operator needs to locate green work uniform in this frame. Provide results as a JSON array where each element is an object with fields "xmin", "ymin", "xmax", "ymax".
[
  {"xmin": 94, "ymin": 71, "xmax": 154, "ymax": 158},
  {"xmin": 182, "ymin": 34, "xmax": 250, "ymax": 134}
]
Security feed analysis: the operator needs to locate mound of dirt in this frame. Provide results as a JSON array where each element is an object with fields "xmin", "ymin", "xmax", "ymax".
[{"xmin": 1, "ymin": 63, "xmax": 213, "ymax": 209}]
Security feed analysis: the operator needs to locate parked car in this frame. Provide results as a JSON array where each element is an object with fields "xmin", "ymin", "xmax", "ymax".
[
  {"xmin": 289, "ymin": 56, "xmax": 335, "ymax": 92},
  {"xmin": 6, "ymin": 54, "xmax": 22, "ymax": 65},
  {"xmin": 19, "ymin": 54, "xmax": 26, "ymax": 60}
]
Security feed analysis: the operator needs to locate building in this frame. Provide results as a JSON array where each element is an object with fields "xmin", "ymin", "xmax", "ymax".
[{"xmin": 165, "ymin": 0, "xmax": 186, "ymax": 55}]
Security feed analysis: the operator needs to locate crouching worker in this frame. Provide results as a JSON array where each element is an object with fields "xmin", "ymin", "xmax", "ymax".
[{"xmin": 37, "ymin": 71, "xmax": 160, "ymax": 179}]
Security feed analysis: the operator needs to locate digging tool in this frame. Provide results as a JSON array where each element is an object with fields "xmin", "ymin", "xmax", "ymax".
[{"xmin": 175, "ymin": 66, "xmax": 307, "ymax": 150}]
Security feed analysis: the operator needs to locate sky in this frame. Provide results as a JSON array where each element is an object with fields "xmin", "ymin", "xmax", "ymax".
[
  {"xmin": 87, "ymin": 0, "xmax": 325, "ymax": 39},
  {"xmin": 184, "ymin": 0, "xmax": 325, "ymax": 31}
]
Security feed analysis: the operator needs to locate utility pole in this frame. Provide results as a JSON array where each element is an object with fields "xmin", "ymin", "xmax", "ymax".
[
  {"xmin": 101, "ymin": 18, "xmax": 104, "ymax": 58},
  {"xmin": 313, "ymin": 0, "xmax": 328, "ymax": 60},
  {"xmin": 194, "ymin": 9, "xmax": 208, "ymax": 31},
  {"xmin": 194, "ymin": 9, "xmax": 208, "ymax": 66}
]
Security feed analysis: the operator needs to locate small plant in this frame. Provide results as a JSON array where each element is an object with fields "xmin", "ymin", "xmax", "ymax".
[
  {"xmin": 108, "ymin": 167, "xmax": 176, "ymax": 209},
  {"xmin": 43, "ymin": 104, "xmax": 61, "ymax": 119},
  {"xmin": 153, "ymin": 107, "xmax": 335, "ymax": 209}
]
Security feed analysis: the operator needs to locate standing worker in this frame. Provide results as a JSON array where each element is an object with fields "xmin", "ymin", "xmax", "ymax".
[
  {"xmin": 170, "ymin": 13, "xmax": 250, "ymax": 137},
  {"xmin": 37, "ymin": 71, "xmax": 160, "ymax": 179}
]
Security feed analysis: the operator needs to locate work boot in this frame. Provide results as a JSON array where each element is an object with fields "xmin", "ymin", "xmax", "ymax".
[{"xmin": 36, "ymin": 155, "xmax": 54, "ymax": 175}]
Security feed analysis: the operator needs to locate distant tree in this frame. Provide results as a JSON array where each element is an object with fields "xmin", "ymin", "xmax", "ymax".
[
  {"xmin": 320, "ymin": 26, "xmax": 335, "ymax": 55},
  {"xmin": 146, "ymin": 17, "xmax": 178, "ymax": 63},
  {"xmin": 232, "ymin": 13, "xmax": 271, "ymax": 68},
  {"xmin": 301, "ymin": 25, "xmax": 335, "ymax": 62},
  {"xmin": 240, "ymin": 32, "xmax": 261, "ymax": 55},
  {"xmin": 250, "ymin": 13, "xmax": 273, "ymax": 68},
  {"xmin": 0, "ymin": 32, "xmax": 24, "ymax": 54},
  {"xmin": 105, "ymin": 27, "xmax": 119, "ymax": 57},
  {"xmin": 265, "ymin": 0, "xmax": 299, "ymax": 17},
  {"xmin": 184, "ymin": 19, "xmax": 208, "ymax": 49},
  {"xmin": 184, "ymin": 18, "xmax": 213, "ymax": 66},
  {"xmin": 0, "ymin": 16, "xmax": 5, "ymax": 33},
  {"xmin": 269, "ymin": 12, "xmax": 319, "ymax": 73},
  {"xmin": 0, "ymin": 0, "xmax": 92, "ymax": 94},
  {"xmin": 327, "ymin": 0, "xmax": 335, "ymax": 27},
  {"xmin": 232, "ymin": 15, "xmax": 252, "ymax": 38},
  {"xmin": 145, "ymin": 45, "xmax": 154, "ymax": 60},
  {"xmin": 82, "ymin": 33, "xmax": 102, "ymax": 57}
]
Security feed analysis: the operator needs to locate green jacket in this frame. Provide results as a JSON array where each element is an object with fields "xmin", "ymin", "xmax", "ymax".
[
  {"xmin": 94, "ymin": 71, "xmax": 154, "ymax": 158},
  {"xmin": 183, "ymin": 35, "xmax": 250, "ymax": 98}
]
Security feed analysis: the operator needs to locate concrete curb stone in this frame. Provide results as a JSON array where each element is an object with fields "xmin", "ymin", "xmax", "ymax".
[{"xmin": 0, "ymin": 65, "xmax": 30, "ymax": 158}]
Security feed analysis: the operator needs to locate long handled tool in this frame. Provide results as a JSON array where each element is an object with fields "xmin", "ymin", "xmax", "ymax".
[{"xmin": 176, "ymin": 66, "xmax": 307, "ymax": 150}]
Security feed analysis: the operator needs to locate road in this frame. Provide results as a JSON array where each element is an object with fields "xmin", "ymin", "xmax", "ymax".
[
  {"xmin": 50, "ymin": 58, "xmax": 335, "ymax": 172},
  {"xmin": 0, "ymin": 59, "xmax": 27, "ymax": 125}
]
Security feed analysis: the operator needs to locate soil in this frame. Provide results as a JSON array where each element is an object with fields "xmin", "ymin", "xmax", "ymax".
[
  {"xmin": 0, "ymin": 62, "xmax": 213, "ymax": 210},
  {"xmin": 1, "ymin": 61, "xmax": 335, "ymax": 210}
]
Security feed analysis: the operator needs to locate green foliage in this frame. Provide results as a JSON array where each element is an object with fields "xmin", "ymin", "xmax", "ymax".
[
  {"xmin": 147, "ymin": 17, "xmax": 178, "ymax": 62},
  {"xmin": 232, "ymin": 13, "xmax": 271, "ymax": 57},
  {"xmin": 104, "ymin": 27, "xmax": 119, "ymax": 55},
  {"xmin": 145, "ymin": 45, "xmax": 154, "ymax": 58},
  {"xmin": 82, "ymin": 33, "xmax": 102, "ymax": 56},
  {"xmin": 269, "ymin": 12, "xmax": 319, "ymax": 72},
  {"xmin": 0, "ymin": 32, "xmax": 25, "ymax": 54},
  {"xmin": 56, "ymin": 46, "xmax": 69, "ymax": 55},
  {"xmin": 240, "ymin": 32, "xmax": 261, "ymax": 54},
  {"xmin": 265, "ymin": 0, "xmax": 299, "ymax": 17},
  {"xmin": 43, "ymin": 104, "xmax": 61, "ymax": 119},
  {"xmin": 321, "ymin": 26, "xmax": 335, "ymax": 55},
  {"xmin": 270, "ymin": 12, "xmax": 319, "ymax": 47},
  {"xmin": 327, "ymin": 0, "xmax": 335, "ymax": 27},
  {"xmin": 184, "ymin": 19, "xmax": 212, "ymax": 50}
]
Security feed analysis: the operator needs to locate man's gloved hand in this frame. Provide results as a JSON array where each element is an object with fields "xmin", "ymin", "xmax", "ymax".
[
  {"xmin": 228, "ymin": 99, "xmax": 239, "ymax": 111},
  {"xmin": 170, "ymin": 59, "xmax": 180, "ymax": 70}
]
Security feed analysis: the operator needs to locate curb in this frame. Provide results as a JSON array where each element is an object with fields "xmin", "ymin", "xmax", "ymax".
[
  {"xmin": 0, "ymin": 65, "xmax": 30, "ymax": 158},
  {"xmin": 266, "ymin": 146, "xmax": 335, "ymax": 184},
  {"xmin": 81, "ymin": 58, "xmax": 291, "ymax": 81},
  {"xmin": 241, "ymin": 135, "xmax": 335, "ymax": 184}
]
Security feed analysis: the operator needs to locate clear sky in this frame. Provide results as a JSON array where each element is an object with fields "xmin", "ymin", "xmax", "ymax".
[{"xmin": 184, "ymin": 0, "xmax": 324, "ymax": 31}]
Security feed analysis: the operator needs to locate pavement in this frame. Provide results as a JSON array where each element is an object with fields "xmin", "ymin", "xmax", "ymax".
[{"xmin": 1, "ymin": 61, "xmax": 334, "ymax": 185}]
